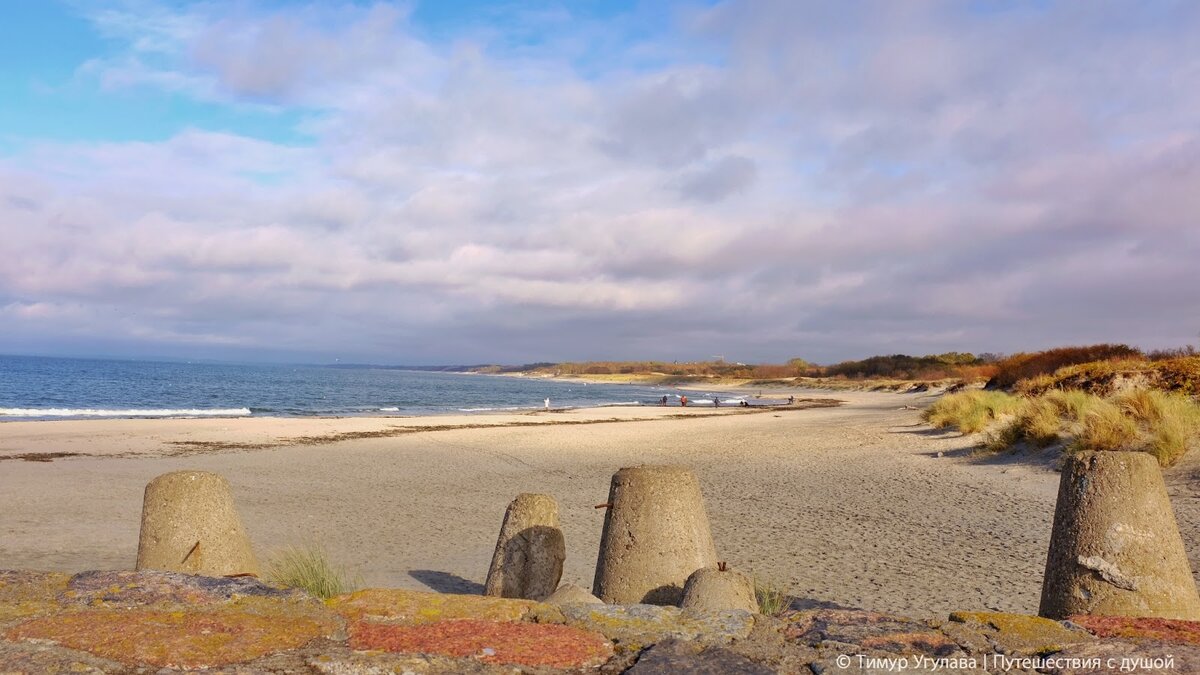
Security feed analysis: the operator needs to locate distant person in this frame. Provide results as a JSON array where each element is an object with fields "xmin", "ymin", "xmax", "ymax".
[
  {"xmin": 680, "ymin": 395, "xmax": 688, "ymax": 407},
  {"xmin": 741, "ymin": 400, "xmax": 749, "ymax": 407},
  {"xmin": 544, "ymin": 397, "xmax": 550, "ymax": 410},
  {"xmin": 788, "ymin": 395, "xmax": 794, "ymax": 405},
  {"xmin": 660, "ymin": 395, "xmax": 669, "ymax": 406},
  {"xmin": 713, "ymin": 397, "xmax": 720, "ymax": 407}
]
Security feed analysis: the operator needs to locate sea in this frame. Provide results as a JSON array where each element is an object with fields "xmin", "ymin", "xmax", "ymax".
[{"xmin": 0, "ymin": 354, "xmax": 740, "ymax": 420}]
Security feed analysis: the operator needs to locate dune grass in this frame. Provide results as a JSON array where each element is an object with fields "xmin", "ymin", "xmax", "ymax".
[
  {"xmin": 921, "ymin": 390, "xmax": 1023, "ymax": 433},
  {"xmin": 930, "ymin": 387, "xmax": 1200, "ymax": 467},
  {"xmin": 265, "ymin": 544, "xmax": 360, "ymax": 599}
]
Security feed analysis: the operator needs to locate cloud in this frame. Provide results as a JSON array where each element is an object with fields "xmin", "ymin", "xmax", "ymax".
[{"xmin": 2, "ymin": 0, "xmax": 1199, "ymax": 363}]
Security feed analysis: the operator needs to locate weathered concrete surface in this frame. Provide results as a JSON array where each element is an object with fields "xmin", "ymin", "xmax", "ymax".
[
  {"xmin": 1040, "ymin": 451, "xmax": 1200, "ymax": 620},
  {"xmin": 1043, "ymin": 639, "xmax": 1200, "ymax": 674},
  {"xmin": 558, "ymin": 603, "xmax": 755, "ymax": 651},
  {"xmin": 484, "ymin": 493, "xmax": 566, "ymax": 601},
  {"xmin": 327, "ymin": 588, "xmax": 545, "ymax": 625},
  {"xmin": 593, "ymin": 465, "xmax": 718, "ymax": 605},
  {"xmin": 946, "ymin": 611, "xmax": 1092, "ymax": 656},
  {"xmin": 625, "ymin": 638, "xmax": 775, "ymax": 674},
  {"xmin": 62, "ymin": 569, "xmax": 302, "ymax": 607},
  {"xmin": 6, "ymin": 569, "xmax": 1200, "ymax": 673},
  {"xmin": 681, "ymin": 566, "xmax": 758, "ymax": 614},
  {"xmin": 136, "ymin": 470, "xmax": 261, "ymax": 577}
]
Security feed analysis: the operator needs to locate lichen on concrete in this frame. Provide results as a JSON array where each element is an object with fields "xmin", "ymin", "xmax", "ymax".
[
  {"xmin": 350, "ymin": 618, "xmax": 613, "ymax": 668},
  {"xmin": 328, "ymin": 588, "xmax": 542, "ymax": 625},
  {"xmin": 948, "ymin": 611, "xmax": 1092, "ymax": 655},
  {"xmin": 0, "ymin": 570, "xmax": 70, "ymax": 623},
  {"xmin": 558, "ymin": 603, "xmax": 754, "ymax": 650},
  {"xmin": 5, "ymin": 606, "xmax": 335, "ymax": 669}
]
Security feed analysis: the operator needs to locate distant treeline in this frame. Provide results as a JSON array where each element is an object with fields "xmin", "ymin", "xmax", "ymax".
[
  {"xmin": 327, "ymin": 342, "xmax": 1199, "ymax": 390},
  {"xmin": 514, "ymin": 353, "xmax": 996, "ymax": 381},
  {"xmin": 501, "ymin": 343, "xmax": 1200, "ymax": 387}
]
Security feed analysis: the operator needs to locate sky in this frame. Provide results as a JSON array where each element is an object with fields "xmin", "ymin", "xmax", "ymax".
[{"xmin": 1, "ymin": 0, "xmax": 1199, "ymax": 365}]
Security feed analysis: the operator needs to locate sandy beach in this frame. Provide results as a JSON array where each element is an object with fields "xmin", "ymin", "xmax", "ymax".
[{"xmin": 3, "ymin": 388, "xmax": 1199, "ymax": 620}]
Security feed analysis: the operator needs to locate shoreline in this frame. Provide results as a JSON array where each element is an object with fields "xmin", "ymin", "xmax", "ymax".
[
  {"xmin": 0, "ymin": 395, "xmax": 843, "ymax": 460},
  {"xmin": 0, "ymin": 377, "xmax": 830, "ymax": 426}
]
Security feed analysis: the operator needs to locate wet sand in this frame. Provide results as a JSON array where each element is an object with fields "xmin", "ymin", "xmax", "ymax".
[{"xmin": 4, "ymin": 389, "xmax": 1198, "ymax": 618}]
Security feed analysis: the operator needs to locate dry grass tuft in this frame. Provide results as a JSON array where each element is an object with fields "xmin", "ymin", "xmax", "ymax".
[
  {"xmin": 753, "ymin": 576, "xmax": 792, "ymax": 616},
  {"xmin": 266, "ymin": 544, "xmax": 360, "ymax": 599},
  {"xmin": 922, "ymin": 391, "xmax": 1022, "ymax": 434},
  {"xmin": 1070, "ymin": 399, "xmax": 1139, "ymax": 454}
]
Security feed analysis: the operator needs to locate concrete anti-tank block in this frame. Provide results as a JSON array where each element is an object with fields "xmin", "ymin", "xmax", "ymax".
[
  {"xmin": 484, "ymin": 493, "xmax": 565, "ymax": 600},
  {"xmin": 681, "ymin": 566, "xmax": 759, "ymax": 613},
  {"xmin": 593, "ymin": 465, "xmax": 718, "ymax": 605},
  {"xmin": 136, "ymin": 470, "xmax": 261, "ymax": 577},
  {"xmin": 1040, "ymin": 451, "xmax": 1200, "ymax": 620}
]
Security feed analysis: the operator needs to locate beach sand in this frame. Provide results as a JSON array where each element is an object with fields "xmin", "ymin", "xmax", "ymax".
[{"xmin": 3, "ymin": 389, "xmax": 1199, "ymax": 619}]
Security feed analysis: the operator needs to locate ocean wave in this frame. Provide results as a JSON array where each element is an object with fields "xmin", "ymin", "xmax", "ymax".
[
  {"xmin": 0, "ymin": 407, "xmax": 253, "ymax": 418},
  {"xmin": 378, "ymin": 407, "xmax": 400, "ymax": 412}
]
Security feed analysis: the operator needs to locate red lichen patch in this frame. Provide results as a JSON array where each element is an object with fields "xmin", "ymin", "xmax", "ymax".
[
  {"xmin": 5, "ymin": 608, "xmax": 329, "ymax": 669},
  {"xmin": 0, "ymin": 571, "xmax": 71, "ymax": 622},
  {"xmin": 860, "ymin": 631, "xmax": 957, "ymax": 654},
  {"xmin": 328, "ymin": 589, "xmax": 539, "ymax": 625},
  {"xmin": 350, "ymin": 618, "xmax": 613, "ymax": 668},
  {"xmin": 1069, "ymin": 615, "xmax": 1200, "ymax": 645}
]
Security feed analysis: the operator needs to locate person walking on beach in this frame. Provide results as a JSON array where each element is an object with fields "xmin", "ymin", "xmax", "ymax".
[
  {"xmin": 544, "ymin": 398, "xmax": 550, "ymax": 410},
  {"xmin": 660, "ymin": 395, "xmax": 668, "ymax": 406},
  {"xmin": 680, "ymin": 395, "xmax": 689, "ymax": 407},
  {"xmin": 713, "ymin": 397, "xmax": 720, "ymax": 407},
  {"xmin": 788, "ymin": 395, "xmax": 794, "ymax": 405}
]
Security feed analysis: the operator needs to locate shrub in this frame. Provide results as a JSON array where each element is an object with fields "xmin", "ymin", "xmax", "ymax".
[
  {"xmin": 1155, "ymin": 357, "xmax": 1200, "ymax": 396},
  {"xmin": 991, "ymin": 344, "xmax": 1145, "ymax": 389},
  {"xmin": 922, "ymin": 391, "xmax": 1022, "ymax": 434},
  {"xmin": 266, "ymin": 545, "xmax": 359, "ymax": 599}
]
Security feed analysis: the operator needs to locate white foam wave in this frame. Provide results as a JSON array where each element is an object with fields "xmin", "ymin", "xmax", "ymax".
[
  {"xmin": 0, "ymin": 407, "xmax": 252, "ymax": 418},
  {"xmin": 378, "ymin": 407, "xmax": 400, "ymax": 412}
]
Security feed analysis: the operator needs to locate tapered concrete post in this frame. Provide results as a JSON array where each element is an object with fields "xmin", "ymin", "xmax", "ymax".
[
  {"xmin": 484, "ymin": 493, "xmax": 565, "ymax": 600},
  {"xmin": 593, "ymin": 465, "xmax": 718, "ymax": 605},
  {"xmin": 681, "ymin": 566, "xmax": 759, "ymax": 613},
  {"xmin": 136, "ymin": 470, "xmax": 261, "ymax": 577},
  {"xmin": 1040, "ymin": 451, "xmax": 1200, "ymax": 620}
]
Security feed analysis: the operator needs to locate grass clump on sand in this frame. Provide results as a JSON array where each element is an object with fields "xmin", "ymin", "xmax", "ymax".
[
  {"xmin": 921, "ymin": 390, "xmax": 1022, "ymax": 433},
  {"xmin": 753, "ymin": 576, "xmax": 791, "ymax": 616},
  {"xmin": 266, "ymin": 544, "xmax": 360, "ymax": 599},
  {"xmin": 934, "ymin": 388, "xmax": 1200, "ymax": 467}
]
